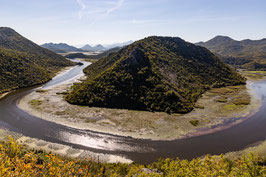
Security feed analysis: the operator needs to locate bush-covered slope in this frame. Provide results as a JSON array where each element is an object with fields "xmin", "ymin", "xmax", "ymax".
[
  {"xmin": 65, "ymin": 52, "xmax": 90, "ymax": 59},
  {"xmin": 0, "ymin": 137, "xmax": 265, "ymax": 176},
  {"xmin": 0, "ymin": 27, "xmax": 74, "ymax": 70},
  {"xmin": 196, "ymin": 36, "xmax": 266, "ymax": 70},
  {"xmin": 0, "ymin": 48, "xmax": 51, "ymax": 93},
  {"xmin": 66, "ymin": 36, "xmax": 245, "ymax": 113},
  {"xmin": 0, "ymin": 27, "xmax": 74, "ymax": 93}
]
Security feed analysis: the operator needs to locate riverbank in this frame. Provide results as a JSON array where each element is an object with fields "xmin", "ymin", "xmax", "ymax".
[
  {"xmin": 0, "ymin": 92, "xmax": 11, "ymax": 100},
  {"xmin": 0, "ymin": 128, "xmax": 132, "ymax": 163},
  {"xmin": 18, "ymin": 71, "xmax": 263, "ymax": 140}
]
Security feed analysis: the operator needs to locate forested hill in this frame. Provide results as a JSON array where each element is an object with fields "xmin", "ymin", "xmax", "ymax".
[
  {"xmin": 196, "ymin": 36, "xmax": 266, "ymax": 70},
  {"xmin": 0, "ymin": 27, "xmax": 74, "ymax": 93},
  {"xmin": 66, "ymin": 36, "xmax": 245, "ymax": 114}
]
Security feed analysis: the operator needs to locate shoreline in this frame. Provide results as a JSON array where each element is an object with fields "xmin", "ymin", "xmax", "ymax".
[
  {"xmin": 17, "ymin": 76, "xmax": 262, "ymax": 141},
  {"xmin": 0, "ymin": 92, "xmax": 11, "ymax": 100},
  {"xmin": 0, "ymin": 128, "xmax": 132, "ymax": 163},
  {"xmin": 0, "ymin": 66, "xmax": 74, "ymax": 100}
]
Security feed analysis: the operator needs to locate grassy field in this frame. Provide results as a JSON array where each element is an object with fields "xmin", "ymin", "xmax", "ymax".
[{"xmin": 240, "ymin": 71, "xmax": 266, "ymax": 81}]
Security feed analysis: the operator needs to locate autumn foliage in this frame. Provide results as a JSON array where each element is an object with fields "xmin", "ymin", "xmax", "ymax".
[{"xmin": 0, "ymin": 136, "xmax": 265, "ymax": 176}]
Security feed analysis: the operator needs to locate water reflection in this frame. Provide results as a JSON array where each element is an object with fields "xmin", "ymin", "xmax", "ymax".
[{"xmin": 58, "ymin": 131, "xmax": 153, "ymax": 152}]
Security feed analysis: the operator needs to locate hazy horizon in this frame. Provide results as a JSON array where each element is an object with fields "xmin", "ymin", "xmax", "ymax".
[{"xmin": 1, "ymin": 0, "xmax": 265, "ymax": 46}]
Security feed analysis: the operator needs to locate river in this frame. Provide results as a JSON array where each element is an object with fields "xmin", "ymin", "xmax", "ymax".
[{"xmin": 0, "ymin": 60, "xmax": 265, "ymax": 164}]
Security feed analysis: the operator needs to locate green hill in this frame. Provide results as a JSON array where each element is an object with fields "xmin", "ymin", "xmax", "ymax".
[
  {"xmin": 196, "ymin": 36, "xmax": 266, "ymax": 70},
  {"xmin": 0, "ymin": 27, "xmax": 74, "ymax": 93},
  {"xmin": 66, "ymin": 36, "xmax": 245, "ymax": 113}
]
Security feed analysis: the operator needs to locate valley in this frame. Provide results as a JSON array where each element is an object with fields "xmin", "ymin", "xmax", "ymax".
[
  {"xmin": 0, "ymin": 58, "xmax": 265, "ymax": 164},
  {"xmin": 0, "ymin": 30, "xmax": 265, "ymax": 165},
  {"xmin": 1, "ymin": 0, "xmax": 266, "ymax": 175}
]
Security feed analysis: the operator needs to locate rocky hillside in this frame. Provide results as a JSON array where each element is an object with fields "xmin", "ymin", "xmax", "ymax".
[
  {"xmin": 196, "ymin": 36, "xmax": 266, "ymax": 70},
  {"xmin": 0, "ymin": 27, "xmax": 74, "ymax": 93},
  {"xmin": 66, "ymin": 36, "xmax": 245, "ymax": 113}
]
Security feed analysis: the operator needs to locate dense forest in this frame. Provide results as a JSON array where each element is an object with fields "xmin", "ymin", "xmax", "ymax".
[
  {"xmin": 0, "ymin": 27, "xmax": 74, "ymax": 93},
  {"xmin": 196, "ymin": 36, "xmax": 266, "ymax": 70},
  {"xmin": 66, "ymin": 36, "xmax": 246, "ymax": 113}
]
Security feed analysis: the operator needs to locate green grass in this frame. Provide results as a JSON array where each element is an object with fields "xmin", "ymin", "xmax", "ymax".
[
  {"xmin": 223, "ymin": 104, "xmax": 238, "ymax": 111},
  {"xmin": 84, "ymin": 59, "xmax": 99, "ymax": 63},
  {"xmin": 29, "ymin": 99, "xmax": 42, "ymax": 106},
  {"xmin": 209, "ymin": 88, "xmax": 234, "ymax": 95},
  {"xmin": 194, "ymin": 104, "xmax": 205, "ymax": 109},
  {"xmin": 189, "ymin": 120, "xmax": 199, "ymax": 126},
  {"xmin": 36, "ymin": 89, "xmax": 48, "ymax": 93},
  {"xmin": 232, "ymin": 97, "xmax": 250, "ymax": 105},
  {"xmin": 56, "ymin": 92, "xmax": 67, "ymax": 95},
  {"xmin": 215, "ymin": 96, "xmax": 228, "ymax": 103}
]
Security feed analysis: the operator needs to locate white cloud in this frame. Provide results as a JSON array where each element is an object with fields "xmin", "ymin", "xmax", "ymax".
[
  {"xmin": 105, "ymin": 0, "xmax": 124, "ymax": 15},
  {"xmin": 76, "ymin": 0, "xmax": 125, "ymax": 20},
  {"xmin": 76, "ymin": 0, "xmax": 86, "ymax": 19}
]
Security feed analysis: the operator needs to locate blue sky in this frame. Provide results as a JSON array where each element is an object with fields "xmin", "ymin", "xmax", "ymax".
[{"xmin": 0, "ymin": 0, "xmax": 265, "ymax": 46}]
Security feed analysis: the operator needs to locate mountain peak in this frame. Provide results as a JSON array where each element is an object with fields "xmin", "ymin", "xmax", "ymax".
[
  {"xmin": 207, "ymin": 35, "xmax": 235, "ymax": 44},
  {"xmin": 195, "ymin": 35, "xmax": 266, "ymax": 70},
  {"xmin": 81, "ymin": 44, "xmax": 106, "ymax": 51},
  {"xmin": 66, "ymin": 36, "xmax": 245, "ymax": 114},
  {"xmin": 0, "ymin": 27, "xmax": 16, "ymax": 33}
]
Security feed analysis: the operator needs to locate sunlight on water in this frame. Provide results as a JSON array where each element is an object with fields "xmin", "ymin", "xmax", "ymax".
[
  {"xmin": 250, "ymin": 81, "xmax": 266, "ymax": 100},
  {"xmin": 58, "ymin": 131, "xmax": 150, "ymax": 152}
]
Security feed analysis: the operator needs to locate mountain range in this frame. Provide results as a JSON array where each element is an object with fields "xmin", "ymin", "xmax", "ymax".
[
  {"xmin": 81, "ymin": 44, "xmax": 106, "ymax": 51},
  {"xmin": 196, "ymin": 36, "xmax": 266, "ymax": 70},
  {"xmin": 0, "ymin": 27, "xmax": 74, "ymax": 93},
  {"xmin": 66, "ymin": 36, "xmax": 245, "ymax": 114},
  {"xmin": 41, "ymin": 41, "xmax": 133, "ymax": 53},
  {"xmin": 41, "ymin": 43, "xmax": 84, "ymax": 53}
]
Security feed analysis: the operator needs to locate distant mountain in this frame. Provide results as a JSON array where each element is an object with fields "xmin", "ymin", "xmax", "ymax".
[
  {"xmin": 81, "ymin": 44, "xmax": 106, "ymax": 51},
  {"xmin": 196, "ymin": 36, "xmax": 266, "ymax": 70},
  {"xmin": 85, "ymin": 47, "xmax": 121, "ymax": 59},
  {"xmin": 41, "ymin": 43, "xmax": 84, "ymax": 53},
  {"xmin": 80, "ymin": 44, "xmax": 93, "ymax": 51},
  {"xmin": 65, "ymin": 47, "xmax": 121, "ymax": 59},
  {"xmin": 66, "ymin": 36, "xmax": 245, "ymax": 114},
  {"xmin": 80, "ymin": 41, "xmax": 133, "ymax": 51},
  {"xmin": 105, "ymin": 40, "xmax": 133, "ymax": 49},
  {"xmin": 93, "ymin": 44, "xmax": 105, "ymax": 51},
  {"xmin": 0, "ymin": 27, "xmax": 74, "ymax": 93}
]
